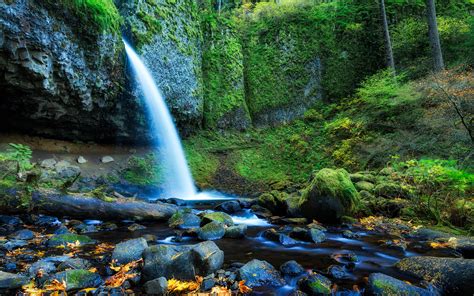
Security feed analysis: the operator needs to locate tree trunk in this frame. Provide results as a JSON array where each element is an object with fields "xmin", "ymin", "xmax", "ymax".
[
  {"xmin": 0, "ymin": 189, "xmax": 178, "ymax": 221},
  {"xmin": 379, "ymin": 0, "xmax": 396, "ymax": 72},
  {"xmin": 426, "ymin": 0, "xmax": 444, "ymax": 72}
]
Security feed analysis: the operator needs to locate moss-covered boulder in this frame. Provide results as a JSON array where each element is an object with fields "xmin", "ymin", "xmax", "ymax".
[
  {"xmin": 49, "ymin": 269, "xmax": 102, "ymax": 291},
  {"xmin": 299, "ymin": 273, "xmax": 332, "ymax": 295},
  {"xmin": 47, "ymin": 234, "xmax": 94, "ymax": 248},
  {"xmin": 257, "ymin": 190, "xmax": 288, "ymax": 216},
  {"xmin": 374, "ymin": 182, "xmax": 409, "ymax": 199},
  {"xmin": 355, "ymin": 181, "xmax": 375, "ymax": 192},
  {"xmin": 197, "ymin": 221, "xmax": 225, "ymax": 241},
  {"xmin": 395, "ymin": 256, "xmax": 474, "ymax": 295},
  {"xmin": 201, "ymin": 212, "xmax": 234, "ymax": 227},
  {"xmin": 368, "ymin": 273, "xmax": 432, "ymax": 296},
  {"xmin": 169, "ymin": 209, "xmax": 201, "ymax": 229},
  {"xmin": 0, "ymin": 271, "xmax": 29, "ymax": 289},
  {"xmin": 300, "ymin": 168, "xmax": 361, "ymax": 223}
]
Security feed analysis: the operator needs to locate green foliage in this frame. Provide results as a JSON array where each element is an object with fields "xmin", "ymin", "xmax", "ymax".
[
  {"xmin": 392, "ymin": 16, "xmax": 473, "ymax": 77},
  {"xmin": 49, "ymin": 0, "xmax": 122, "ymax": 33},
  {"xmin": 0, "ymin": 144, "xmax": 33, "ymax": 174},
  {"xmin": 121, "ymin": 154, "xmax": 163, "ymax": 186},
  {"xmin": 391, "ymin": 158, "xmax": 474, "ymax": 229}
]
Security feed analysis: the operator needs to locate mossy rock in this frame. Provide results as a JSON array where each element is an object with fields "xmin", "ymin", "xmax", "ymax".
[
  {"xmin": 350, "ymin": 172, "xmax": 376, "ymax": 183},
  {"xmin": 49, "ymin": 269, "xmax": 102, "ymax": 291},
  {"xmin": 355, "ymin": 181, "xmax": 375, "ymax": 192},
  {"xmin": 257, "ymin": 190, "xmax": 288, "ymax": 215},
  {"xmin": 169, "ymin": 209, "xmax": 201, "ymax": 229},
  {"xmin": 47, "ymin": 234, "xmax": 94, "ymax": 247},
  {"xmin": 374, "ymin": 182, "xmax": 409, "ymax": 199},
  {"xmin": 368, "ymin": 273, "xmax": 431, "ymax": 296},
  {"xmin": 299, "ymin": 273, "xmax": 332, "ymax": 295},
  {"xmin": 300, "ymin": 168, "xmax": 361, "ymax": 223},
  {"xmin": 201, "ymin": 212, "xmax": 234, "ymax": 227},
  {"xmin": 197, "ymin": 221, "xmax": 225, "ymax": 241}
]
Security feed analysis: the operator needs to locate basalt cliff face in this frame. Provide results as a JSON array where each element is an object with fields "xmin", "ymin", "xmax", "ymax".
[{"xmin": 0, "ymin": 0, "xmax": 345, "ymax": 142}]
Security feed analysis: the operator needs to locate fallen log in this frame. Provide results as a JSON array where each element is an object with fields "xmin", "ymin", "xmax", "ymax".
[{"xmin": 0, "ymin": 189, "xmax": 178, "ymax": 221}]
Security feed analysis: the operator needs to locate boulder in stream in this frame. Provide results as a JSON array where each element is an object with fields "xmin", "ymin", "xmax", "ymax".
[
  {"xmin": 112, "ymin": 237, "xmax": 148, "ymax": 264},
  {"xmin": 0, "ymin": 271, "xmax": 29, "ymax": 289},
  {"xmin": 299, "ymin": 273, "xmax": 332, "ymax": 295},
  {"xmin": 201, "ymin": 212, "xmax": 234, "ymax": 227},
  {"xmin": 368, "ymin": 273, "xmax": 433, "ymax": 296},
  {"xmin": 142, "ymin": 241, "xmax": 223, "ymax": 281},
  {"xmin": 238, "ymin": 259, "xmax": 285, "ymax": 288},
  {"xmin": 299, "ymin": 168, "xmax": 361, "ymax": 223},
  {"xmin": 48, "ymin": 269, "xmax": 103, "ymax": 291},
  {"xmin": 395, "ymin": 256, "xmax": 474, "ymax": 295},
  {"xmin": 224, "ymin": 224, "xmax": 247, "ymax": 238},
  {"xmin": 197, "ymin": 221, "xmax": 226, "ymax": 241}
]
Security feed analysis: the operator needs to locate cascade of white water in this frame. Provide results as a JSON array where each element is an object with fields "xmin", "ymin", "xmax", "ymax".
[{"xmin": 123, "ymin": 40, "xmax": 196, "ymax": 199}]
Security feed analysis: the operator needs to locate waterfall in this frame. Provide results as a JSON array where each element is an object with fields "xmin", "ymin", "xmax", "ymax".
[{"xmin": 123, "ymin": 40, "xmax": 197, "ymax": 199}]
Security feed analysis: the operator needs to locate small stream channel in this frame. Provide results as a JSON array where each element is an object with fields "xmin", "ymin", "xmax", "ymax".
[{"xmin": 84, "ymin": 194, "xmax": 448, "ymax": 295}]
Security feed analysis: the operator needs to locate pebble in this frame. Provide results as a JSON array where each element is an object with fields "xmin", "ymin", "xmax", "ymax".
[{"xmin": 101, "ymin": 156, "xmax": 114, "ymax": 163}]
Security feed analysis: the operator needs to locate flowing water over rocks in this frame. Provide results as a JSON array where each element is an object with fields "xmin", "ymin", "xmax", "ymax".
[{"xmin": 1, "ymin": 194, "xmax": 471, "ymax": 295}]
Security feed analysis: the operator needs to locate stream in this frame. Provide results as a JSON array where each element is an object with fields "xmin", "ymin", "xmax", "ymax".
[{"xmin": 81, "ymin": 194, "xmax": 443, "ymax": 295}]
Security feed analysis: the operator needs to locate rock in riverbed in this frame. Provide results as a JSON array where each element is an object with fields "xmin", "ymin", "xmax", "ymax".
[
  {"xmin": 396, "ymin": 256, "xmax": 474, "ymax": 295},
  {"xmin": 197, "ymin": 221, "xmax": 225, "ymax": 241},
  {"xmin": 112, "ymin": 237, "xmax": 148, "ymax": 264},
  {"xmin": 368, "ymin": 273, "xmax": 432, "ymax": 296},
  {"xmin": 238, "ymin": 259, "xmax": 285, "ymax": 288},
  {"xmin": 142, "ymin": 241, "xmax": 224, "ymax": 281},
  {"xmin": 0, "ymin": 271, "xmax": 29, "ymax": 289},
  {"xmin": 49, "ymin": 269, "xmax": 103, "ymax": 291}
]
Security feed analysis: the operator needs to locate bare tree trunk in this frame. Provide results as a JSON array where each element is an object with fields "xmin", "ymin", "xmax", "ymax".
[
  {"xmin": 426, "ymin": 0, "xmax": 444, "ymax": 72},
  {"xmin": 379, "ymin": 0, "xmax": 395, "ymax": 72}
]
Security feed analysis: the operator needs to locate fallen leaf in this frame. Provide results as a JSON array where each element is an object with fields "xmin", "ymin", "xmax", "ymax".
[{"xmin": 238, "ymin": 280, "xmax": 252, "ymax": 294}]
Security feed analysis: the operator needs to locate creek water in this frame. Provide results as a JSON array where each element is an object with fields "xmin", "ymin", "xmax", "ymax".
[{"xmin": 84, "ymin": 197, "xmax": 446, "ymax": 295}]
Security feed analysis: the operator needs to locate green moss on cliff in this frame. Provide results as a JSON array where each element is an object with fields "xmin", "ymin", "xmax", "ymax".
[
  {"xmin": 50, "ymin": 0, "xmax": 122, "ymax": 33},
  {"xmin": 130, "ymin": 0, "xmax": 202, "ymax": 54},
  {"xmin": 201, "ymin": 10, "xmax": 250, "ymax": 128}
]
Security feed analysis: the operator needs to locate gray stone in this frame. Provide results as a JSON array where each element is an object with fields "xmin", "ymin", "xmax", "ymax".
[
  {"xmin": 112, "ymin": 238, "xmax": 148, "ymax": 264},
  {"xmin": 47, "ymin": 233, "xmax": 94, "ymax": 247},
  {"xmin": 215, "ymin": 201, "xmax": 241, "ymax": 214},
  {"xmin": 57, "ymin": 258, "xmax": 92, "ymax": 271},
  {"xmin": 280, "ymin": 260, "xmax": 305, "ymax": 276},
  {"xmin": 7, "ymin": 229, "xmax": 34, "ymax": 240},
  {"xmin": 40, "ymin": 158, "xmax": 57, "ymax": 169},
  {"xmin": 396, "ymin": 256, "xmax": 474, "ymax": 295},
  {"xmin": 101, "ymin": 156, "xmax": 114, "ymax": 163},
  {"xmin": 224, "ymin": 225, "xmax": 247, "ymax": 239},
  {"xmin": 144, "ymin": 277, "xmax": 168, "ymax": 295},
  {"xmin": 77, "ymin": 156, "xmax": 87, "ymax": 164},
  {"xmin": 55, "ymin": 160, "xmax": 81, "ymax": 178},
  {"xmin": 299, "ymin": 273, "xmax": 332, "ymax": 295},
  {"xmin": 49, "ymin": 269, "xmax": 103, "ymax": 291},
  {"xmin": 142, "ymin": 241, "xmax": 223, "ymax": 281},
  {"xmin": 0, "ymin": 271, "xmax": 29, "ymax": 289},
  {"xmin": 197, "ymin": 221, "xmax": 225, "ymax": 241},
  {"xmin": 29, "ymin": 260, "xmax": 56, "ymax": 276},
  {"xmin": 201, "ymin": 212, "xmax": 234, "ymax": 227},
  {"xmin": 368, "ymin": 273, "xmax": 433, "ymax": 296},
  {"xmin": 309, "ymin": 228, "xmax": 326, "ymax": 244},
  {"xmin": 238, "ymin": 259, "xmax": 285, "ymax": 288}
]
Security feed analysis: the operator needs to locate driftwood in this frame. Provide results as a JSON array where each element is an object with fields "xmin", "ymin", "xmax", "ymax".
[{"xmin": 0, "ymin": 189, "xmax": 178, "ymax": 221}]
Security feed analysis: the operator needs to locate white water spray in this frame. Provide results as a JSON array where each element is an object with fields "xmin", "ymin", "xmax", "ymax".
[{"xmin": 123, "ymin": 40, "xmax": 196, "ymax": 199}]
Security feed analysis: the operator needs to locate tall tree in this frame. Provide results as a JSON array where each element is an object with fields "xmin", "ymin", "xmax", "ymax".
[
  {"xmin": 426, "ymin": 0, "xmax": 444, "ymax": 72},
  {"xmin": 379, "ymin": 0, "xmax": 395, "ymax": 72}
]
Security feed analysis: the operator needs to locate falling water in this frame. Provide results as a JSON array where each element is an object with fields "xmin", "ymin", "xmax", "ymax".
[{"xmin": 123, "ymin": 40, "xmax": 196, "ymax": 199}]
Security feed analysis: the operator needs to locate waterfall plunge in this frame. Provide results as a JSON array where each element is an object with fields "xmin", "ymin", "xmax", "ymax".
[{"xmin": 123, "ymin": 40, "xmax": 197, "ymax": 199}]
